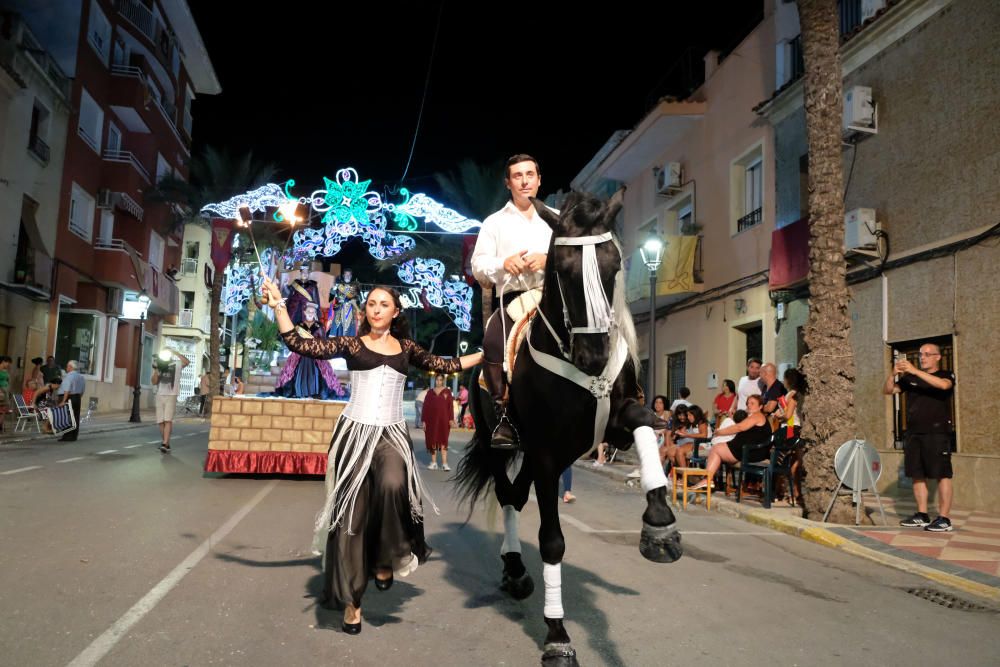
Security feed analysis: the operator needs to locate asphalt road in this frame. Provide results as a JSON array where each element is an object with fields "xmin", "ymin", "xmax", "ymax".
[{"xmin": 2, "ymin": 420, "xmax": 998, "ymax": 666}]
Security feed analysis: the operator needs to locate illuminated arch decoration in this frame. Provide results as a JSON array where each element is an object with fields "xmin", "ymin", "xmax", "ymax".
[
  {"xmin": 223, "ymin": 262, "xmax": 255, "ymax": 316},
  {"xmin": 203, "ymin": 168, "xmax": 482, "ymax": 330}
]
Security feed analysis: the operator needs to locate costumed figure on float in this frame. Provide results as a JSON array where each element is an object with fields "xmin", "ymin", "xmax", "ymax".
[{"xmin": 328, "ymin": 268, "xmax": 362, "ymax": 337}]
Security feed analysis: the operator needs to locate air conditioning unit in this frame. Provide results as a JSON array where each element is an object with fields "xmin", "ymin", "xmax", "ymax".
[
  {"xmin": 861, "ymin": 0, "xmax": 887, "ymax": 22},
  {"xmin": 655, "ymin": 162, "xmax": 682, "ymax": 195},
  {"xmin": 107, "ymin": 287, "xmax": 125, "ymax": 315},
  {"xmin": 843, "ymin": 85, "xmax": 877, "ymax": 136},
  {"xmin": 845, "ymin": 208, "xmax": 877, "ymax": 252}
]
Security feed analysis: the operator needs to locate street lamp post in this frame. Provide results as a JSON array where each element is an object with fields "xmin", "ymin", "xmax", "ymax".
[
  {"xmin": 640, "ymin": 233, "xmax": 664, "ymax": 407},
  {"xmin": 129, "ymin": 292, "xmax": 151, "ymax": 423}
]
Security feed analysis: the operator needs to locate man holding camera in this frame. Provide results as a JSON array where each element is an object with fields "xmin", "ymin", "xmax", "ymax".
[
  {"xmin": 152, "ymin": 349, "xmax": 190, "ymax": 453},
  {"xmin": 884, "ymin": 343, "xmax": 956, "ymax": 532}
]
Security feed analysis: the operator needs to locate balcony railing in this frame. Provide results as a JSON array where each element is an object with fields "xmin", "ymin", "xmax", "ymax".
[
  {"xmin": 103, "ymin": 149, "xmax": 151, "ymax": 183},
  {"xmin": 115, "ymin": 0, "xmax": 154, "ymax": 42},
  {"xmin": 182, "ymin": 258, "xmax": 198, "ymax": 275},
  {"xmin": 109, "ymin": 63, "xmax": 189, "ymax": 154},
  {"xmin": 27, "ymin": 133, "xmax": 50, "ymax": 163},
  {"xmin": 117, "ymin": 192, "xmax": 144, "ymax": 221},
  {"xmin": 95, "ymin": 238, "xmax": 142, "ymax": 256},
  {"xmin": 737, "ymin": 207, "xmax": 763, "ymax": 233},
  {"xmin": 179, "ymin": 309, "xmax": 194, "ymax": 327}
]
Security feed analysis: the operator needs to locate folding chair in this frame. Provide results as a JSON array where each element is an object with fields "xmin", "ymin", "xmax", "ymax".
[
  {"xmin": 45, "ymin": 402, "xmax": 77, "ymax": 437},
  {"xmin": 13, "ymin": 394, "xmax": 42, "ymax": 433}
]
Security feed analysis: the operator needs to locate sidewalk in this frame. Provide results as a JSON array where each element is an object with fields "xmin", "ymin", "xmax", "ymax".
[
  {"xmin": 0, "ymin": 408, "xmax": 192, "ymax": 445},
  {"xmin": 577, "ymin": 456, "xmax": 1000, "ymax": 604}
]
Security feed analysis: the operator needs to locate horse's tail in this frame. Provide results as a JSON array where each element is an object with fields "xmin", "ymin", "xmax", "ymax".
[{"xmin": 454, "ymin": 367, "xmax": 515, "ymax": 518}]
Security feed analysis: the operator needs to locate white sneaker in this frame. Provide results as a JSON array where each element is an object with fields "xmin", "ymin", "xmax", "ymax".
[
  {"xmin": 427, "ymin": 462, "xmax": 438, "ymax": 470},
  {"xmin": 626, "ymin": 469, "xmax": 641, "ymax": 479},
  {"xmin": 442, "ymin": 464, "xmax": 451, "ymax": 471},
  {"xmin": 592, "ymin": 460, "xmax": 604, "ymax": 467}
]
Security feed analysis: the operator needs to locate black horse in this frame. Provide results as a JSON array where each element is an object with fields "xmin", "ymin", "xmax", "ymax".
[{"xmin": 456, "ymin": 192, "xmax": 682, "ymax": 666}]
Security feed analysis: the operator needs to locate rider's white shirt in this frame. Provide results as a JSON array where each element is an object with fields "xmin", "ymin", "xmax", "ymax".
[{"xmin": 471, "ymin": 201, "xmax": 555, "ymax": 296}]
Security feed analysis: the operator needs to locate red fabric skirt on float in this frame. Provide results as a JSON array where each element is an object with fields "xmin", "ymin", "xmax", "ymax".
[{"xmin": 204, "ymin": 450, "xmax": 327, "ymax": 475}]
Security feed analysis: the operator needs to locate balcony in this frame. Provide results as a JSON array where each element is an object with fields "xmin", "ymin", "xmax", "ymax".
[
  {"xmin": 94, "ymin": 238, "xmax": 142, "ymax": 291},
  {"xmin": 624, "ymin": 235, "xmax": 704, "ymax": 315},
  {"xmin": 737, "ymin": 207, "xmax": 763, "ymax": 233},
  {"xmin": 27, "ymin": 134, "xmax": 50, "ymax": 164},
  {"xmin": 108, "ymin": 62, "xmax": 188, "ymax": 154},
  {"xmin": 115, "ymin": 0, "xmax": 179, "ymax": 78},
  {"xmin": 103, "ymin": 149, "xmax": 151, "ymax": 184}
]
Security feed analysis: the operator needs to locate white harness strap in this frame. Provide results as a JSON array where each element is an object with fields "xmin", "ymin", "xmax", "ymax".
[{"xmin": 527, "ymin": 323, "xmax": 629, "ymax": 451}]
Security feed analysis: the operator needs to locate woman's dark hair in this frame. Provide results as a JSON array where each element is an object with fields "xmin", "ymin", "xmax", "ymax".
[
  {"xmin": 732, "ymin": 409, "xmax": 748, "ymax": 423},
  {"xmin": 783, "ymin": 367, "xmax": 807, "ymax": 394},
  {"xmin": 652, "ymin": 394, "xmax": 669, "ymax": 412},
  {"xmin": 358, "ymin": 285, "xmax": 411, "ymax": 339},
  {"xmin": 32, "ymin": 357, "xmax": 44, "ymax": 366},
  {"xmin": 687, "ymin": 405, "xmax": 708, "ymax": 425},
  {"xmin": 723, "ymin": 379, "xmax": 736, "ymax": 394}
]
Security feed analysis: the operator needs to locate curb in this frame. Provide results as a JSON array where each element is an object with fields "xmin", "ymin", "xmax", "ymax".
[
  {"xmin": 0, "ymin": 414, "xmax": 203, "ymax": 446},
  {"xmin": 575, "ymin": 460, "xmax": 1000, "ymax": 604}
]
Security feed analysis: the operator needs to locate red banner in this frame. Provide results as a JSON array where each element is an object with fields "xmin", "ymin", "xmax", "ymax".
[{"xmin": 210, "ymin": 218, "xmax": 235, "ymax": 271}]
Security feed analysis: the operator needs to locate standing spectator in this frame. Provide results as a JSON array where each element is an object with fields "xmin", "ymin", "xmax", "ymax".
[
  {"xmin": 759, "ymin": 363, "xmax": 787, "ymax": 425},
  {"xmin": 414, "ymin": 384, "xmax": 429, "ymax": 429},
  {"xmin": 422, "ymin": 375, "xmax": 454, "ymax": 471},
  {"xmin": 457, "ymin": 383, "xmax": 470, "ymax": 427},
  {"xmin": 885, "ymin": 344, "xmax": 956, "ymax": 532},
  {"xmin": 42, "ymin": 355, "xmax": 61, "ymax": 384},
  {"xmin": 198, "ymin": 370, "xmax": 210, "ymax": 415},
  {"xmin": 737, "ymin": 358, "xmax": 764, "ymax": 411},
  {"xmin": 152, "ymin": 350, "xmax": 190, "ymax": 453},
  {"xmin": 669, "ymin": 387, "xmax": 692, "ymax": 413},
  {"xmin": 713, "ymin": 379, "xmax": 737, "ymax": 429},
  {"xmin": 56, "ymin": 360, "xmax": 86, "ymax": 441},
  {"xmin": 0, "ymin": 356, "xmax": 10, "ymax": 430},
  {"xmin": 561, "ymin": 466, "xmax": 575, "ymax": 503},
  {"xmin": 23, "ymin": 357, "xmax": 44, "ymax": 392}
]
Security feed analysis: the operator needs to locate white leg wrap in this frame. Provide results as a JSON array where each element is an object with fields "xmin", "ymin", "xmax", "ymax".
[
  {"xmin": 634, "ymin": 426, "xmax": 669, "ymax": 493},
  {"xmin": 500, "ymin": 505, "xmax": 521, "ymax": 555},
  {"xmin": 543, "ymin": 563, "xmax": 564, "ymax": 619}
]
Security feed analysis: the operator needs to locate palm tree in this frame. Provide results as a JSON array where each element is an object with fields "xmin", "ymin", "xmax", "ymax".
[
  {"xmin": 433, "ymin": 158, "xmax": 509, "ymax": 330},
  {"xmin": 797, "ymin": 0, "xmax": 858, "ymax": 522},
  {"xmin": 149, "ymin": 146, "xmax": 277, "ymax": 416}
]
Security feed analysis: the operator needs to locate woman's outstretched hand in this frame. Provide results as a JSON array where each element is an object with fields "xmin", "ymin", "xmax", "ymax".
[{"xmin": 260, "ymin": 273, "xmax": 283, "ymax": 306}]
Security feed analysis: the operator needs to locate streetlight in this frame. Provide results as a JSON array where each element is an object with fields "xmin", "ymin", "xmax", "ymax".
[
  {"xmin": 640, "ymin": 232, "xmax": 665, "ymax": 407},
  {"xmin": 129, "ymin": 291, "xmax": 152, "ymax": 423}
]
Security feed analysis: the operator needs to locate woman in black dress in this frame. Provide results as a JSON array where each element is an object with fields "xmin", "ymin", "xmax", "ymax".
[
  {"xmin": 261, "ymin": 278, "xmax": 483, "ymax": 634},
  {"xmin": 691, "ymin": 394, "xmax": 772, "ymax": 489}
]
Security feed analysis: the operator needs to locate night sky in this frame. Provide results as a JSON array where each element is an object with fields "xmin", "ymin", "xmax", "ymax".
[{"xmin": 189, "ymin": 2, "xmax": 764, "ymax": 200}]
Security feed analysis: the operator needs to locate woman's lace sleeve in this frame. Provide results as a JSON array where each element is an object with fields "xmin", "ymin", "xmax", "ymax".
[
  {"xmin": 279, "ymin": 330, "xmax": 359, "ymax": 360},
  {"xmin": 404, "ymin": 339, "xmax": 463, "ymax": 373}
]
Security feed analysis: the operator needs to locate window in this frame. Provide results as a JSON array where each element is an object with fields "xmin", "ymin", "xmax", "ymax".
[
  {"xmin": 55, "ymin": 310, "xmax": 104, "ymax": 377},
  {"xmin": 182, "ymin": 291, "xmax": 195, "ymax": 310},
  {"xmin": 77, "ymin": 87, "xmax": 103, "ymax": 154},
  {"xmin": 28, "ymin": 100, "xmax": 51, "ymax": 163},
  {"xmin": 184, "ymin": 241, "xmax": 199, "ymax": 260},
  {"xmin": 106, "ymin": 122, "xmax": 121, "ymax": 153},
  {"xmin": 87, "ymin": 0, "xmax": 111, "ymax": 65},
  {"xmin": 98, "ymin": 210, "xmax": 114, "ymax": 245},
  {"xmin": 149, "ymin": 231, "xmax": 164, "ymax": 270},
  {"xmin": 112, "ymin": 37, "xmax": 127, "ymax": 67},
  {"xmin": 69, "ymin": 183, "xmax": 95, "ymax": 242},
  {"xmin": 156, "ymin": 153, "xmax": 171, "ymax": 184},
  {"xmin": 731, "ymin": 142, "xmax": 765, "ymax": 234},
  {"xmin": 666, "ymin": 351, "xmax": 686, "ymax": 402}
]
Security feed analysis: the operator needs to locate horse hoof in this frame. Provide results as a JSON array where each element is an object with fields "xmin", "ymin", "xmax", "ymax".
[
  {"xmin": 541, "ymin": 643, "xmax": 579, "ymax": 666},
  {"xmin": 639, "ymin": 521, "xmax": 683, "ymax": 563},
  {"xmin": 500, "ymin": 572, "xmax": 535, "ymax": 600}
]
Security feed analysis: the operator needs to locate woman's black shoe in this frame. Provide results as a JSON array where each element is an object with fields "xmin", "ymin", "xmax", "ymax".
[
  {"xmin": 374, "ymin": 575, "xmax": 393, "ymax": 591},
  {"xmin": 341, "ymin": 621, "xmax": 362, "ymax": 635}
]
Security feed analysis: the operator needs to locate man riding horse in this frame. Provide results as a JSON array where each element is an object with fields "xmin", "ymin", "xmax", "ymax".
[{"xmin": 472, "ymin": 154, "xmax": 553, "ymax": 449}]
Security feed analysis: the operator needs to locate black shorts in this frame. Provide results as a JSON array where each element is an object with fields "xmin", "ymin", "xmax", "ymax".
[{"xmin": 904, "ymin": 432, "xmax": 953, "ymax": 480}]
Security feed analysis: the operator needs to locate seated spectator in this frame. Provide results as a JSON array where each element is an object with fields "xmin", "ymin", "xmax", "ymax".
[
  {"xmin": 672, "ymin": 404, "xmax": 712, "ymax": 468},
  {"xmin": 692, "ymin": 395, "xmax": 772, "ymax": 490},
  {"xmin": 23, "ymin": 379, "xmax": 39, "ymax": 406},
  {"xmin": 706, "ymin": 409, "xmax": 749, "ymax": 455},
  {"xmin": 669, "ymin": 386, "xmax": 692, "ymax": 413}
]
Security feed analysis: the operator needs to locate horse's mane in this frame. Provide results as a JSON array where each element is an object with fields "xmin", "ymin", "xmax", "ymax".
[{"xmin": 610, "ymin": 237, "xmax": 640, "ymax": 374}]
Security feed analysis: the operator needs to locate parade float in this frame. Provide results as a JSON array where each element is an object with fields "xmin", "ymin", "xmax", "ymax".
[{"xmin": 203, "ymin": 169, "xmax": 478, "ymax": 474}]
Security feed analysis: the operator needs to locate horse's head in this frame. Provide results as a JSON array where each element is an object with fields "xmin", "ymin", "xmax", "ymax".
[{"xmin": 531, "ymin": 191, "xmax": 628, "ymax": 375}]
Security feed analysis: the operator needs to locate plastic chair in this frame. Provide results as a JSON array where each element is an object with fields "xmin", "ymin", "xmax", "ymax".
[{"xmin": 13, "ymin": 394, "xmax": 42, "ymax": 433}]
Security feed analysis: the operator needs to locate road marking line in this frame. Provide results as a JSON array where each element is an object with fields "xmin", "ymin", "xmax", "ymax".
[
  {"xmin": 96, "ymin": 450, "xmax": 117, "ymax": 455},
  {"xmin": 65, "ymin": 479, "xmax": 279, "ymax": 667},
  {"xmin": 57, "ymin": 457, "xmax": 86, "ymax": 463},
  {"xmin": 124, "ymin": 444, "xmax": 144, "ymax": 449},
  {"xmin": 1, "ymin": 466, "xmax": 42, "ymax": 475},
  {"xmin": 144, "ymin": 440, "xmax": 161, "ymax": 445}
]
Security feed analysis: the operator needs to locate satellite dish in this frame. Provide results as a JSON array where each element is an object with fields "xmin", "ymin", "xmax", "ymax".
[{"xmin": 833, "ymin": 439, "xmax": 881, "ymax": 491}]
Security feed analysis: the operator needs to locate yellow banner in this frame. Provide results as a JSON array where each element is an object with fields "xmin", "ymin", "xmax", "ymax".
[{"xmin": 625, "ymin": 236, "xmax": 699, "ymax": 303}]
